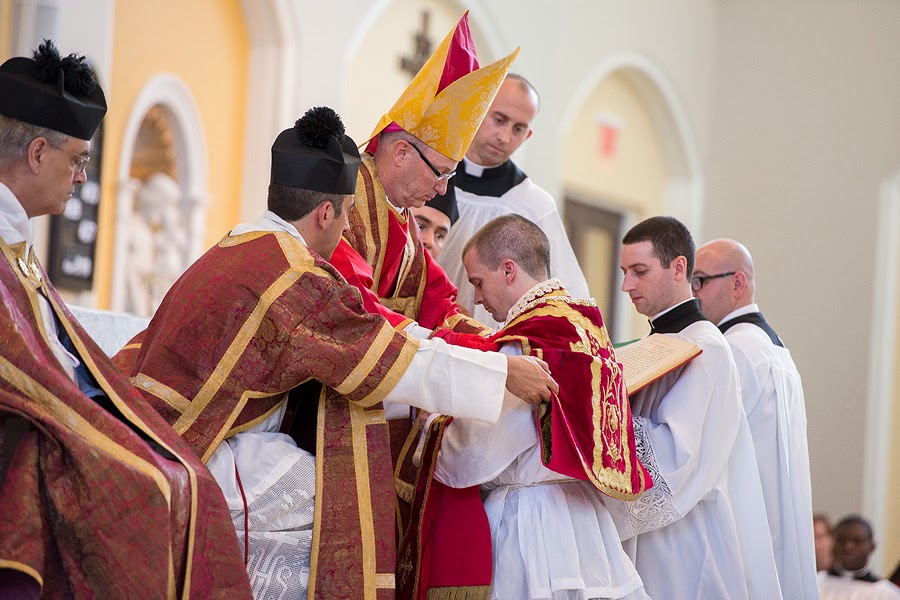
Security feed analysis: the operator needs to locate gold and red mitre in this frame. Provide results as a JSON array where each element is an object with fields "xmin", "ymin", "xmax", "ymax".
[{"xmin": 365, "ymin": 11, "xmax": 519, "ymax": 161}]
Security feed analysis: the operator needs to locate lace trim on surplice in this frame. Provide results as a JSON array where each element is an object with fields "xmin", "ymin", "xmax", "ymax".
[{"xmin": 625, "ymin": 416, "xmax": 681, "ymax": 535}]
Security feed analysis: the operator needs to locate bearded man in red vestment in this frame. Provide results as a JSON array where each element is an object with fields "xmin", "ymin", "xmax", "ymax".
[{"xmin": 0, "ymin": 41, "xmax": 253, "ymax": 599}]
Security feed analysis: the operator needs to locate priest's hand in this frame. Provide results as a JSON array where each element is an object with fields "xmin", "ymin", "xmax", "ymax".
[{"xmin": 505, "ymin": 355, "xmax": 558, "ymax": 404}]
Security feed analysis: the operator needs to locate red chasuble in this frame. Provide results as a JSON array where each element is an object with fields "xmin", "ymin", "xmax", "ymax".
[
  {"xmin": 487, "ymin": 284, "xmax": 652, "ymax": 496},
  {"xmin": 118, "ymin": 231, "xmax": 419, "ymax": 600},
  {"xmin": 330, "ymin": 155, "xmax": 486, "ymax": 334},
  {"xmin": 403, "ymin": 281, "xmax": 652, "ymax": 599},
  {"xmin": 0, "ymin": 240, "xmax": 252, "ymax": 599}
]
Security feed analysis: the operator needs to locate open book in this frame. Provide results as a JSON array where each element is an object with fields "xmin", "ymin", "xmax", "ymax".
[{"xmin": 614, "ymin": 334, "xmax": 702, "ymax": 395}]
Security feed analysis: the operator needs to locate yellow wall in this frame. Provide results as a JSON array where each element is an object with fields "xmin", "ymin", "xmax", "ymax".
[
  {"xmin": 563, "ymin": 71, "xmax": 667, "ymax": 340},
  {"xmin": 0, "ymin": 0, "xmax": 11, "ymax": 58},
  {"xmin": 94, "ymin": 0, "xmax": 248, "ymax": 308}
]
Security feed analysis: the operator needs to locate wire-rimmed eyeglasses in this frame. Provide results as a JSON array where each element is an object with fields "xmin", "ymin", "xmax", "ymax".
[{"xmin": 409, "ymin": 142, "xmax": 456, "ymax": 182}]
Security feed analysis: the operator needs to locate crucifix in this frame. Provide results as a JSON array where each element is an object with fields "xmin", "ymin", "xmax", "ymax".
[{"xmin": 399, "ymin": 10, "xmax": 433, "ymax": 78}]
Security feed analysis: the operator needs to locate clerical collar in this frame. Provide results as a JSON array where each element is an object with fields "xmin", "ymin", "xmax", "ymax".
[
  {"xmin": 717, "ymin": 303, "xmax": 759, "ymax": 326},
  {"xmin": 455, "ymin": 157, "xmax": 527, "ymax": 197},
  {"xmin": 230, "ymin": 210, "xmax": 308, "ymax": 247},
  {"xmin": 650, "ymin": 298, "xmax": 707, "ymax": 334},
  {"xmin": 718, "ymin": 303, "xmax": 784, "ymax": 347},
  {"xmin": 0, "ymin": 181, "xmax": 34, "ymax": 251},
  {"xmin": 506, "ymin": 278, "xmax": 565, "ymax": 323},
  {"xmin": 505, "ymin": 278, "xmax": 596, "ymax": 325},
  {"xmin": 830, "ymin": 563, "xmax": 878, "ymax": 582}
]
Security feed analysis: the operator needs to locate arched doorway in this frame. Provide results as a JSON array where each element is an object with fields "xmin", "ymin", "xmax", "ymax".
[
  {"xmin": 110, "ymin": 74, "xmax": 209, "ymax": 315},
  {"xmin": 560, "ymin": 55, "xmax": 703, "ymax": 341}
]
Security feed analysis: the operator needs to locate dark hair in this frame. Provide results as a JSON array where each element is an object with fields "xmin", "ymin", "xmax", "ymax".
[
  {"xmin": 463, "ymin": 214, "xmax": 550, "ymax": 280},
  {"xmin": 267, "ymin": 184, "xmax": 345, "ymax": 222},
  {"xmin": 834, "ymin": 515, "xmax": 874, "ymax": 541},
  {"xmin": 622, "ymin": 216, "xmax": 696, "ymax": 279}
]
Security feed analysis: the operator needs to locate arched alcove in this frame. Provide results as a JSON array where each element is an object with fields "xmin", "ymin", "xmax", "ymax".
[
  {"xmin": 110, "ymin": 73, "xmax": 210, "ymax": 313},
  {"xmin": 559, "ymin": 54, "xmax": 703, "ymax": 340}
]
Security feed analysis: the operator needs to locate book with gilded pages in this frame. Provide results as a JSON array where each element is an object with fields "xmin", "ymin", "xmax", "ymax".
[{"xmin": 615, "ymin": 333, "xmax": 702, "ymax": 395}]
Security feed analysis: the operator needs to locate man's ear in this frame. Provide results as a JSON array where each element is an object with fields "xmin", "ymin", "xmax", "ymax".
[
  {"xmin": 672, "ymin": 255, "xmax": 688, "ymax": 281},
  {"xmin": 733, "ymin": 271, "xmax": 748, "ymax": 298},
  {"xmin": 502, "ymin": 258, "xmax": 517, "ymax": 283},
  {"xmin": 391, "ymin": 138, "xmax": 409, "ymax": 168},
  {"xmin": 315, "ymin": 201, "xmax": 332, "ymax": 230},
  {"xmin": 26, "ymin": 137, "xmax": 49, "ymax": 174},
  {"xmin": 525, "ymin": 128, "xmax": 534, "ymax": 142}
]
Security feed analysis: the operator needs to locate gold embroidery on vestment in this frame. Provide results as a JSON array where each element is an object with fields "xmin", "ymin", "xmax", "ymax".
[
  {"xmin": 171, "ymin": 245, "xmax": 310, "ymax": 435},
  {"xmin": 131, "ymin": 374, "xmax": 192, "ymax": 412},
  {"xmin": 351, "ymin": 403, "xmax": 378, "ymax": 600},
  {"xmin": 308, "ymin": 389, "xmax": 327, "ymax": 599},
  {"xmin": 0, "ymin": 355, "xmax": 172, "ymax": 501}
]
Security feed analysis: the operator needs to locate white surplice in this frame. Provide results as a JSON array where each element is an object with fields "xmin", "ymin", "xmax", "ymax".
[
  {"xmin": 817, "ymin": 572, "xmax": 900, "ymax": 600},
  {"xmin": 719, "ymin": 304, "xmax": 818, "ymax": 600},
  {"xmin": 434, "ymin": 342, "xmax": 650, "ymax": 600},
  {"xmin": 437, "ymin": 159, "xmax": 589, "ymax": 329},
  {"xmin": 202, "ymin": 211, "xmax": 511, "ymax": 600},
  {"xmin": 603, "ymin": 320, "xmax": 783, "ymax": 600}
]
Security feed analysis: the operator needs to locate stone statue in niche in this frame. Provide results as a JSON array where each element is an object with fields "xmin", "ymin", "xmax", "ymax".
[{"xmin": 125, "ymin": 173, "xmax": 187, "ymax": 316}]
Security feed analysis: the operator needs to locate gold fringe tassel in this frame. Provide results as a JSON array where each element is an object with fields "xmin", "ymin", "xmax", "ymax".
[{"xmin": 425, "ymin": 585, "xmax": 491, "ymax": 600}]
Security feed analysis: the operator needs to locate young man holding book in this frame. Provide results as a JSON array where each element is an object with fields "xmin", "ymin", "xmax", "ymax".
[
  {"xmin": 604, "ymin": 216, "xmax": 783, "ymax": 600},
  {"xmin": 410, "ymin": 214, "xmax": 651, "ymax": 600},
  {"xmin": 693, "ymin": 238, "xmax": 818, "ymax": 600}
]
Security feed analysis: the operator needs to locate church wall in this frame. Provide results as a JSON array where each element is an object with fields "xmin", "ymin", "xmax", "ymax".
[
  {"xmin": 887, "ymin": 256, "xmax": 900, "ymax": 569},
  {"xmin": 708, "ymin": 0, "xmax": 900, "ymax": 573},
  {"xmin": 345, "ymin": 0, "xmax": 498, "ymax": 145},
  {"xmin": 0, "ymin": 1, "xmax": 12, "ymax": 58},
  {"xmin": 561, "ymin": 73, "xmax": 667, "ymax": 340},
  {"xmin": 92, "ymin": 0, "xmax": 249, "ymax": 307}
]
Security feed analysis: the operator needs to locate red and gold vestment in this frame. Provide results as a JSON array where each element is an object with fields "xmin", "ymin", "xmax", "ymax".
[
  {"xmin": 0, "ymin": 239, "xmax": 252, "ymax": 599},
  {"xmin": 119, "ymin": 230, "xmax": 420, "ymax": 600},
  {"xmin": 330, "ymin": 155, "xmax": 486, "ymax": 334},
  {"xmin": 401, "ymin": 281, "xmax": 651, "ymax": 599}
]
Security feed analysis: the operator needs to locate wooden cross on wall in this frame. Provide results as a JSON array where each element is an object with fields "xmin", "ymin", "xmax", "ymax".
[{"xmin": 399, "ymin": 10, "xmax": 433, "ymax": 78}]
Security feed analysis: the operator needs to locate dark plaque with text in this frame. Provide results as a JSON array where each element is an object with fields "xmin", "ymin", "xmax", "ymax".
[{"xmin": 47, "ymin": 123, "xmax": 104, "ymax": 291}]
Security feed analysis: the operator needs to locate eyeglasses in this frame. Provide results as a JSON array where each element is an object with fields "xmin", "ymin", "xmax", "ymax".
[
  {"xmin": 52, "ymin": 145, "xmax": 91, "ymax": 174},
  {"xmin": 408, "ymin": 142, "xmax": 455, "ymax": 182},
  {"xmin": 690, "ymin": 271, "xmax": 735, "ymax": 292}
]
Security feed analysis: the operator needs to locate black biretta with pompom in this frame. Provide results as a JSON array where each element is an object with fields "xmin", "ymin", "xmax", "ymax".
[
  {"xmin": 0, "ymin": 40, "xmax": 106, "ymax": 140},
  {"xmin": 270, "ymin": 106, "xmax": 361, "ymax": 194}
]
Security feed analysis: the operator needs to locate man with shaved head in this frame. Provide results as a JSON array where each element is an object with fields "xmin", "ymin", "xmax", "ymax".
[{"xmin": 693, "ymin": 238, "xmax": 817, "ymax": 599}]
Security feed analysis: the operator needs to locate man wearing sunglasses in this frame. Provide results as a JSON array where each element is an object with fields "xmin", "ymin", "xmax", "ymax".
[
  {"xmin": 329, "ymin": 13, "xmax": 518, "ymax": 335},
  {"xmin": 694, "ymin": 238, "xmax": 817, "ymax": 600},
  {"xmin": 604, "ymin": 216, "xmax": 782, "ymax": 600}
]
